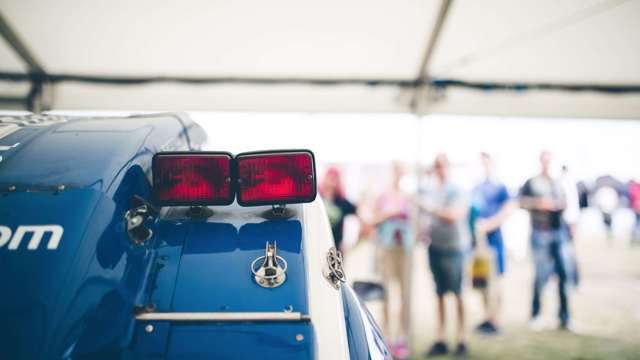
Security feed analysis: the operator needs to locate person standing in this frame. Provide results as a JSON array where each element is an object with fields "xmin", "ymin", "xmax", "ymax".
[
  {"xmin": 629, "ymin": 179, "xmax": 640, "ymax": 244},
  {"xmin": 422, "ymin": 154, "xmax": 470, "ymax": 357},
  {"xmin": 560, "ymin": 165, "xmax": 581, "ymax": 287},
  {"xmin": 319, "ymin": 167, "xmax": 358, "ymax": 251},
  {"xmin": 520, "ymin": 151, "xmax": 571, "ymax": 330},
  {"xmin": 471, "ymin": 153, "xmax": 515, "ymax": 335},
  {"xmin": 593, "ymin": 184, "xmax": 619, "ymax": 240},
  {"xmin": 560, "ymin": 165, "xmax": 581, "ymax": 238},
  {"xmin": 373, "ymin": 162, "xmax": 413, "ymax": 359}
]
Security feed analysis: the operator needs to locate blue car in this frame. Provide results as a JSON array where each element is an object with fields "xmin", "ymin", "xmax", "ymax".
[{"xmin": 0, "ymin": 112, "xmax": 390, "ymax": 360}]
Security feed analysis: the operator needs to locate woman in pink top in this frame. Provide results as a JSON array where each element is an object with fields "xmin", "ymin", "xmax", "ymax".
[
  {"xmin": 630, "ymin": 180, "xmax": 640, "ymax": 243},
  {"xmin": 373, "ymin": 162, "xmax": 413, "ymax": 359}
]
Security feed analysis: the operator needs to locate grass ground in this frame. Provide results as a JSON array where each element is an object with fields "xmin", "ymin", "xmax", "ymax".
[{"xmin": 345, "ymin": 232, "xmax": 640, "ymax": 360}]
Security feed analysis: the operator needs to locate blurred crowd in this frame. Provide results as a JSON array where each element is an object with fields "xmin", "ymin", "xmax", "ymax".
[{"xmin": 319, "ymin": 151, "xmax": 640, "ymax": 359}]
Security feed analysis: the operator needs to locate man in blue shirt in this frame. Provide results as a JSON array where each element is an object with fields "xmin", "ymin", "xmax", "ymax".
[{"xmin": 471, "ymin": 153, "xmax": 515, "ymax": 334}]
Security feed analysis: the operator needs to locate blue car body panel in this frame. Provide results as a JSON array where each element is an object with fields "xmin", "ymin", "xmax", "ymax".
[
  {"xmin": 0, "ymin": 114, "xmax": 204, "ymax": 359},
  {"xmin": 133, "ymin": 205, "xmax": 312, "ymax": 359},
  {"xmin": 341, "ymin": 286, "xmax": 391, "ymax": 360},
  {"xmin": 172, "ymin": 218, "xmax": 308, "ymax": 313},
  {"xmin": 131, "ymin": 321, "xmax": 315, "ymax": 360},
  {"xmin": 0, "ymin": 114, "xmax": 203, "ymax": 194}
]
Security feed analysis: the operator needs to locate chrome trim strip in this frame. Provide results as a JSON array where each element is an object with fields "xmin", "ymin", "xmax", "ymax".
[{"xmin": 135, "ymin": 312, "xmax": 309, "ymax": 322}]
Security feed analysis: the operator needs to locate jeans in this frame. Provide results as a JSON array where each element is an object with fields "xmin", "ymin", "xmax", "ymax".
[{"xmin": 531, "ymin": 229, "xmax": 569, "ymax": 325}]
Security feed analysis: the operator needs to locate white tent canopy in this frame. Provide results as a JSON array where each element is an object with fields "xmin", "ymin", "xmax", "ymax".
[{"xmin": 1, "ymin": 0, "xmax": 639, "ymax": 117}]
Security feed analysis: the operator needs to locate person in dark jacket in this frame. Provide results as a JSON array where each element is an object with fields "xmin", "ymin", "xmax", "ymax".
[
  {"xmin": 319, "ymin": 167, "xmax": 358, "ymax": 251},
  {"xmin": 520, "ymin": 151, "xmax": 571, "ymax": 331}
]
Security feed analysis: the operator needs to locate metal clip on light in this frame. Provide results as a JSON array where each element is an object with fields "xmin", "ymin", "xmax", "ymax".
[
  {"xmin": 324, "ymin": 247, "xmax": 346, "ymax": 289},
  {"xmin": 124, "ymin": 205, "xmax": 153, "ymax": 245},
  {"xmin": 251, "ymin": 241, "xmax": 288, "ymax": 288}
]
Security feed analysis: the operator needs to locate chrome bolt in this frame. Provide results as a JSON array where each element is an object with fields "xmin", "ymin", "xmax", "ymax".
[
  {"xmin": 8, "ymin": 185, "xmax": 16, "ymax": 192},
  {"xmin": 295, "ymin": 334, "xmax": 304, "ymax": 342},
  {"xmin": 145, "ymin": 324, "xmax": 154, "ymax": 333}
]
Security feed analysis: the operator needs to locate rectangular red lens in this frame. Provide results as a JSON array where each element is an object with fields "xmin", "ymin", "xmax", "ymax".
[
  {"xmin": 236, "ymin": 150, "xmax": 317, "ymax": 206},
  {"xmin": 153, "ymin": 152, "xmax": 233, "ymax": 206}
]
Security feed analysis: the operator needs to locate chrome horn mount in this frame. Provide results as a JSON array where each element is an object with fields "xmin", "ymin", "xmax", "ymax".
[
  {"xmin": 125, "ymin": 206, "xmax": 153, "ymax": 245},
  {"xmin": 323, "ymin": 246, "xmax": 346, "ymax": 289},
  {"xmin": 251, "ymin": 241, "xmax": 288, "ymax": 288},
  {"xmin": 124, "ymin": 195, "xmax": 158, "ymax": 246}
]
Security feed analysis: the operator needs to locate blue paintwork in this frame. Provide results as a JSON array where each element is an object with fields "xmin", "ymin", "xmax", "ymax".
[
  {"xmin": 131, "ymin": 321, "xmax": 315, "ymax": 360},
  {"xmin": 0, "ymin": 113, "xmax": 204, "ymax": 194},
  {"xmin": 173, "ymin": 219, "xmax": 308, "ymax": 312},
  {"xmin": 167, "ymin": 322, "xmax": 314, "ymax": 359},
  {"xmin": 342, "ymin": 285, "xmax": 391, "ymax": 360},
  {"xmin": 133, "ymin": 204, "xmax": 312, "ymax": 358},
  {"xmin": 147, "ymin": 205, "xmax": 309, "ymax": 314},
  {"xmin": 0, "ymin": 113, "xmax": 205, "ymax": 359}
]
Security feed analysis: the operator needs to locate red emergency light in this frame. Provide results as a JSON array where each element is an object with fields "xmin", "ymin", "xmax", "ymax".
[
  {"xmin": 152, "ymin": 150, "xmax": 316, "ymax": 207},
  {"xmin": 152, "ymin": 152, "xmax": 234, "ymax": 206},
  {"xmin": 236, "ymin": 150, "xmax": 316, "ymax": 206}
]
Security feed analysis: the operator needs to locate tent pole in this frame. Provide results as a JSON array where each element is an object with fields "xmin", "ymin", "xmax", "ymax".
[
  {"xmin": 411, "ymin": 0, "xmax": 453, "ymax": 113},
  {"xmin": 408, "ymin": 0, "xmax": 454, "ymax": 356},
  {"xmin": 0, "ymin": 10, "xmax": 52, "ymax": 111}
]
